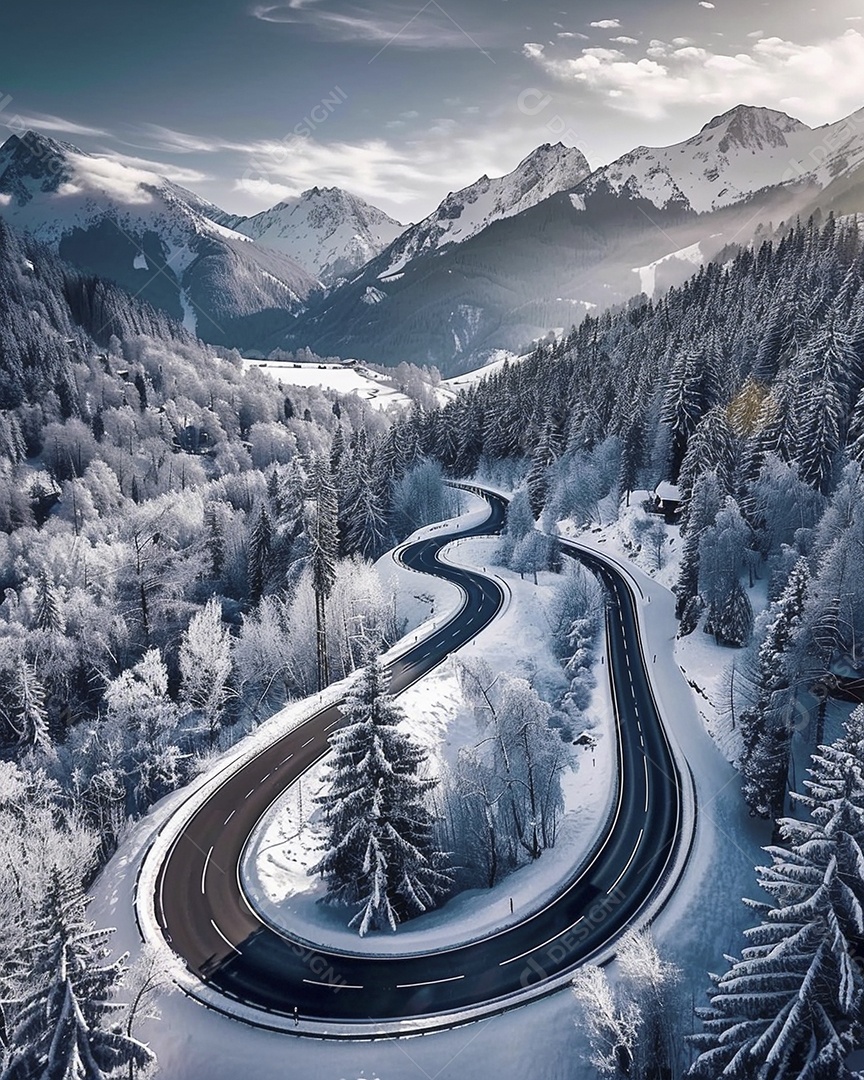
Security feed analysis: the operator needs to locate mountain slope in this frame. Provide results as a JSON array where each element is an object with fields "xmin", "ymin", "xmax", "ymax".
[
  {"xmin": 280, "ymin": 105, "xmax": 864, "ymax": 374},
  {"xmin": 0, "ymin": 131, "xmax": 320, "ymax": 346},
  {"xmin": 220, "ymin": 187, "xmax": 403, "ymax": 283},
  {"xmin": 376, "ymin": 142, "xmax": 592, "ymax": 278}
]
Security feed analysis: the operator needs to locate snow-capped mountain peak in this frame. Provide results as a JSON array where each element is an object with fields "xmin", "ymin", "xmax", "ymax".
[
  {"xmin": 0, "ymin": 131, "xmax": 320, "ymax": 341},
  {"xmin": 697, "ymin": 104, "xmax": 808, "ymax": 150},
  {"xmin": 377, "ymin": 141, "xmax": 591, "ymax": 278},
  {"xmin": 582, "ymin": 105, "xmax": 832, "ymax": 214},
  {"xmin": 221, "ymin": 187, "xmax": 404, "ymax": 283}
]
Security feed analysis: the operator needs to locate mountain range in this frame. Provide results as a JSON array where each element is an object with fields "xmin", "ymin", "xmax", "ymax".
[{"xmin": 2, "ymin": 102, "xmax": 863, "ymax": 374}]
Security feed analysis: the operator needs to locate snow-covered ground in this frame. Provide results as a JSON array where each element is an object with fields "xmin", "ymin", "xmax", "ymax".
[
  {"xmin": 442, "ymin": 349, "xmax": 524, "ymax": 391},
  {"xmin": 242, "ymin": 358, "xmax": 414, "ymax": 411},
  {"xmin": 243, "ymin": 526, "xmax": 616, "ymax": 956}
]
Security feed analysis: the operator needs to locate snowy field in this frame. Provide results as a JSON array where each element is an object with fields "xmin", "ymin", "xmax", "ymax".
[{"xmin": 242, "ymin": 358, "xmax": 415, "ymax": 411}]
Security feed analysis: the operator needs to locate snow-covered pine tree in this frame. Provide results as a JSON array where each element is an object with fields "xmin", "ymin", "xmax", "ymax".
[
  {"xmin": 689, "ymin": 706, "xmax": 864, "ymax": 1080},
  {"xmin": 678, "ymin": 406, "xmax": 735, "ymax": 500},
  {"xmin": 33, "ymin": 570, "xmax": 64, "ymax": 634},
  {"xmin": 246, "ymin": 502, "xmax": 273, "ymax": 604},
  {"xmin": 5, "ymin": 658, "xmax": 51, "ymax": 752},
  {"xmin": 310, "ymin": 658, "xmax": 451, "ymax": 935},
  {"xmin": 339, "ymin": 456, "xmax": 390, "ymax": 560},
  {"xmin": 1, "ymin": 868, "xmax": 154, "ymax": 1080},
  {"xmin": 675, "ymin": 471, "xmax": 723, "ymax": 623},
  {"xmin": 305, "ymin": 455, "xmax": 338, "ymax": 692},
  {"xmin": 661, "ymin": 349, "xmax": 709, "ymax": 480},
  {"xmin": 739, "ymin": 558, "xmax": 811, "ymax": 819},
  {"xmin": 712, "ymin": 580, "xmax": 755, "ymax": 648},
  {"xmin": 526, "ymin": 423, "xmax": 556, "ymax": 519}
]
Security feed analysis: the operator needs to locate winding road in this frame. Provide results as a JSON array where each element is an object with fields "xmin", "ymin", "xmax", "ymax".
[{"xmin": 146, "ymin": 486, "xmax": 687, "ymax": 1031}]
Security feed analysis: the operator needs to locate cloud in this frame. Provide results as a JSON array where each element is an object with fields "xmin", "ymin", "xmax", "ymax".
[
  {"xmin": 6, "ymin": 112, "xmax": 109, "ymax": 138},
  {"xmin": 250, "ymin": 0, "xmax": 497, "ymax": 53},
  {"xmin": 611, "ymin": 36, "xmax": 639, "ymax": 45},
  {"xmin": 98, "ymin": 150, "xmax": 210, "ymax": 187},
  {"xmin": 557, "ymin": 32, "xmax": 589, "ymax": 40},
  {"xmin": 699, "ymin": 2, "xmax": 715, "ymax": 8},
  {"xmin": 234, "ymin": 127, "xmax": 538, "ymax": 211},
  {"xmin": 0, "ymin": 193, "xmax": 11, "ymax": 207},
  {"xmin": 523, "ymin": 28, "xmax": 864, "ymax": 121},
  {"xmin": 58, "ymin": 154, "xmax": 158, "ymax": 205},
  {"xmin": 589, "ymin": 19, "xmax": 621, "ymax": 29}
]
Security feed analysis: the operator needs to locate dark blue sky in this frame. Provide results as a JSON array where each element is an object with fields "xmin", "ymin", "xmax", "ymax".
[{"xmin": 2, "ymin": 0, "xmax": 863, "ymax": 219}]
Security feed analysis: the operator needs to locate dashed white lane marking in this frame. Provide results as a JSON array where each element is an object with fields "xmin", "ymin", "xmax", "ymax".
[
  {"xmin": 245, "ymin": 788, "xmax": 255, "ymax": 800},
  {"xmin": 301, "ymin": 737, "xmax": 315, "ymax": 748},
  {"xmin": 280, "ymin": 754, "xmax": 293, "ymax": 765},
  {"xmin": 201, "ymin": 845, "xmax": 213, "ymax": 894},
  {"xmin": 500, "ymin": 918, "xmax": 585, "ymax": 967},
  {"xmin": 607, "ymin": 829, "xmax": 644, "ymax": 895},
  {"xmin": 325, "ymin": 720, "xmax": 340, "ymax": 731},
  {"xmin": 224, "ymin": 810, "xmax": 235, "ymax": 825},
  {"xmin": 397, "ymin": 974, "xmax": 465, "ymax": 988},
  {"xmin": 303, "ymin": 978, "xmax": 364, "ymax": 989},
  {"xmin": 644, "ymin": 758, "xmax": 650, "ymax": 812},
  {"xmin": 210, "ymin": 918, "xmax": 241, "ymax": 954}
]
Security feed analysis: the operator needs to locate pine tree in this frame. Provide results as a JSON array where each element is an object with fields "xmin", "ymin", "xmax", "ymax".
[
  {"xmin": 1, "ymin": 869, "xmax": 154, "ymax": 1080},
  {"xmin": 306, "ymin": 455, "xmax": 338, "ymax": 691},
  {"xmin": 310, "ymin": 658, "xmax": 451, "ymax": 935},
  {"xmin": 690, "ymin": 707, "xmax": 864, "ymax": 1080},
  {"xmin": 340, "ymin": 457, "xmax": 390, "ymax": 560},
  {"xmin": 740, "ymin": 559, "xmax": 811, "ymax": 820},
  {"xmin": 5, "ymin": 658, "xmax": 51, "ymax": 752},
  {"xmin": 247, "ymin": 503, "xmax": 273, "ymax": 604},
  {"xmin": 675, "ymin": 472, "xmax": 722, "ymax": 621},
  {"xmin": 618, "ymin": 412, "xmax": 646, "ymax": 507},
  {"xmin": 661, "ymin": 349, "xmax": 709, "ymax": 479},
  {"xmin": 711, "ymin": 579, "xmax": 754, "ymax": 647},
  {"xmin": 203, "ymin": 502, "xmax": 226, "ymax": 580},
  {"xmin": 33, "ymin": 570, "xmax": 63, "ymax": 633},
  {"xmin": 526, "ymin": 423, "xmax": 555, "ymax": 519}
]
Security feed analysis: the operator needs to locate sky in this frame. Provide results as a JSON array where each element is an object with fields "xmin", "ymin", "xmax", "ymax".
[{"xmin": 2, "ymin": 0, "xmax": 864, "ymax": 222}]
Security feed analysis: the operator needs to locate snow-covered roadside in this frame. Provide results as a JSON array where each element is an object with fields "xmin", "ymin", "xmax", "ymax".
[
  {"xmin": 559, "ymin": 497, "xmax": 772, "ymax": 1002},
  {"xmin": 242, "ymin": 532, "xmax": 617, "ymax": 956}
]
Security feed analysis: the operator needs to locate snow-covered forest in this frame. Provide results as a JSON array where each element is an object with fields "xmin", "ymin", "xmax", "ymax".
[{"xmin": 4, "ymin": 198, "xmax": 864, "ymax": 1077}]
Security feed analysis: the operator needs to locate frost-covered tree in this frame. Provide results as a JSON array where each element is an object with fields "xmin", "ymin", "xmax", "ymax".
[
  {"xmin": 179, "ymin": 598, "xmax": 232, "ymax": 748},
  {"xmin": 690, "ymin": 707, "xmax": 864, "ymax": 1080},
  {"xmin": 573, "ymin": 928, "xmax": 680, "ymax": 1080},
  {"xmin": 100, "ymin": 649, "xmax": 185, "ymax": 816},
  {"xmin": 310, "ymin": 658, "xmax": 451, "ymax": 934},
  {"xmin": 0, "ymin": 869, "xmax": 153, "ymax": 1080},
  {"xmin": 676, "ymin": 471, "xmax": 723, "ymax": 623},
  {"xmin": 1, "ymin": 658, "xmax": 52, "ymax": 752}
]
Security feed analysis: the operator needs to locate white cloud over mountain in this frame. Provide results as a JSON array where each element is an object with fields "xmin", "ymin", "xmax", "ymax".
[{"xmin": 523, "ymin": 28, "xmax": 864, "ymax": 121}]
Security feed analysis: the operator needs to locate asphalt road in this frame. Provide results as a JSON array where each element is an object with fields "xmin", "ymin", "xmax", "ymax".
[{"xmin": 152, "ymin": 487, "xmax": 683, "ymax": 1026}]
